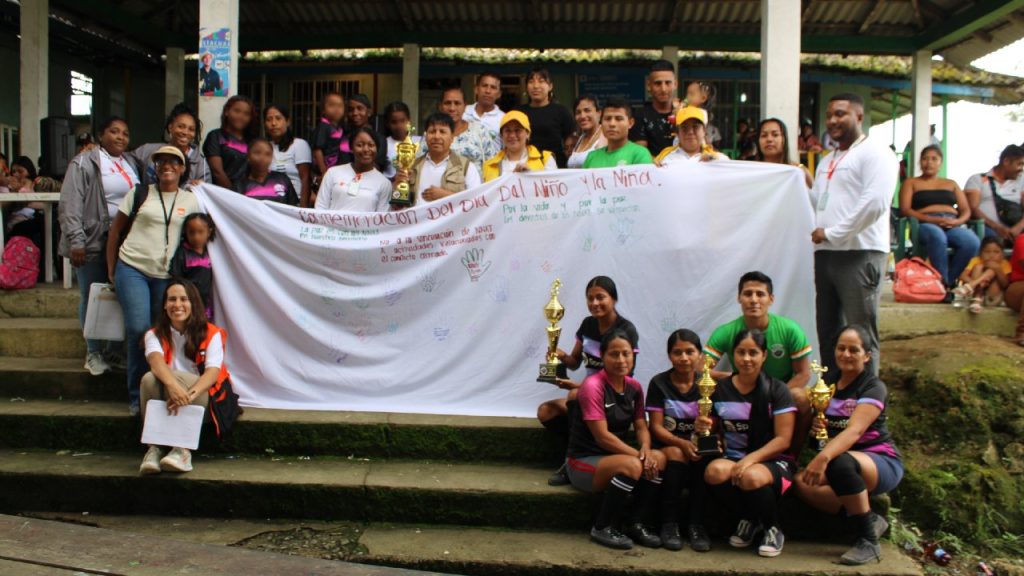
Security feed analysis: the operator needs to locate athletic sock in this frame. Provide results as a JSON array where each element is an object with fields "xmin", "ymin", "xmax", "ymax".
[
  {"xmin": 630, "ymin": 476, "xmax": 663, "ymax": 525},
  {"xmin": 687, "ymin": 463, "xmax": 709, "ymax": 525},
  {"xmin": 540, "ymin": 413, "xmax": 569, "ymax": 438},
  {"xmin": 741, "ymin": 485, "xmax": 779, "ymax": 530},
  {"xmin": 710, "ymin": 481, "xmax": 739, "ymax": 515},
  {"xmin": 595, "ymin": 474, "xmax": 637, "ymax": 529},
  {"xmin": 852, "ymin": 512, "xmax": 878, "ymax": 544},
  {"xmin": 661, "ymin": 461, "xmax": 684, "ymax": 525}
]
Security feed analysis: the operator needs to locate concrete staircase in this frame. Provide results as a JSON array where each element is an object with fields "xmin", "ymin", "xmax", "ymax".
[{"xmin": 0, "ymin": 285, "xmax": 925, "ymax": 575}]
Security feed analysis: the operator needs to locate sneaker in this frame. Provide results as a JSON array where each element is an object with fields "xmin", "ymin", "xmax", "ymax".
[
  {"xmin": 103, "ymin": 351, "xmax": 127, "ymax": 372},
  {"xmin": 547, "ymin": 463, "xmax": 570, "ymax": 486},
  {"xmin": 139, "ymin": 445, "xmax": 164, "ymax": 475},
  {"xmin": 660, "ymin": 523, "xmax": 683, "ymax": 551},
  {"xmin": 840, "ymin": 538, "xmax": 882, "ymax": 565},
  {"xmin": 129, "ymin": 402, "xmax": 140, "ymax": 418},
  {"xmin": 624, "ymin": 522, "xmax": 662, "ymax": 548},
  {"xmin": 758, "ymin": 526, "xmax": 785, "ymax": 558},
  {"xmin": 688, "ymin": 523, "xmax": 711, "ymax": 552},
  {"xmin": 590, "ymin": 525, "xmax": 633, "ymax": 550},
  {"xmin": 728, "ymin": 519, "xmax": 762, "ymax": 548},
  {"xmin": 869, "ymin": 512, "xmax": 890, "ymax": 540},
  {"xmin": 84, "ymin": 352, "xmax": 109, "ymax": 376},
  {"xmin": 159, "ymin": 447, "xmax": 193, "ymax": 472}
]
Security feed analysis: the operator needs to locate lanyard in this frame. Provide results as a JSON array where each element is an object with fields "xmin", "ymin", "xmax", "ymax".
[
  {"xmin": 103, "ymin": 149, "xmax": 136, "ymax": 188},
  {"xmin": 825, "ymin": 134, "xmax": 866, "ymax": 180},
  {"xmin": 156, "ymin": 190, "xmax": 180, "ymax": 264}
]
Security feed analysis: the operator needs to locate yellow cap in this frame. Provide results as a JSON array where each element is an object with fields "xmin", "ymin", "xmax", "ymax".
[
  {"xmin": 675, "ymin": 105, "xmax": 708, "ymax": 126},
  {"xmin": 150, "ymin": 145, "xmax": 186, "ymax": 164},
  {"xmin": 499, "ymin": 110, "xmax": 531, "ymax": 133}
]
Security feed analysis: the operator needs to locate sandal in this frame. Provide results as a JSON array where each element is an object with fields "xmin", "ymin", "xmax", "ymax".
[
  {"xmin": 953, "ymin": 284, "xmax": 973, "ymax": 299},
  {"xmin": 968, "ymin": 298, "xmax": 983, "ymax": 314}
]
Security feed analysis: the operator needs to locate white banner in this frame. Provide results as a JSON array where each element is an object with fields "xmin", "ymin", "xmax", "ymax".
[{"xmin": 197, "ymin": 161, "xmax": 816, "ymax": 417}]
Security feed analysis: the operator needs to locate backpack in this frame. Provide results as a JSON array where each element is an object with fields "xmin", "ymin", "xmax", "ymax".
[
  {"xmin": 893, "ymin": 257, "xmax": 946, "ymax": 303},
  {"xmin": 0, "ymin": 237, "xmax": 41, "ymax": 290}
]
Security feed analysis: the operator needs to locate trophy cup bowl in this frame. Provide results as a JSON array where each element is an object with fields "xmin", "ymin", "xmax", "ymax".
[
  {"xmin": 695, "ymin": 354, "xmax": 722, "ymax": 457},
  {"xmin": 537, "ymin": 280, "xmax": 566, "ymax": 383},
  {"xmin": 808, "ymin": 361, "xmax": 835, "ymax": 451},
  {"xmin": 392, "ymin": 123, "xmax": 417, "ymax": 206}
]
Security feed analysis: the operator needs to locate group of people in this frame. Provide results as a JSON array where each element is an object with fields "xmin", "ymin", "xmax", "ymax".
[{"xmin": 535, "ymin": 272, "xmax": 900, "ymax": 565}]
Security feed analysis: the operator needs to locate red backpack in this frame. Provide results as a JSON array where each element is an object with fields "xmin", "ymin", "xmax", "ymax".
[
  {"xmin": 0, "ymin": 237, "xmax": 40, "ymax": 291},
  {"xmin": 893, "ymin": 256, "xmax": 946, "ymax": 303}
]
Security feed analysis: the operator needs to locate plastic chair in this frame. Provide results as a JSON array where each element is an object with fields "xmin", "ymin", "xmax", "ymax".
[{"xmin": 893, "ymin": 216, "xmax": 985, "ymax": 261}]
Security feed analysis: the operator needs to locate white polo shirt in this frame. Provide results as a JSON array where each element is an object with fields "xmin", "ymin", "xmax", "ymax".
[
  {"xmin": 463, "ymin": 103, "xmax": 504, "ymax": 135},
  {"xmin": 417, "ymin": 155, "xmax": 483, "ymax": 197},
  {"xmin": 964, "ymin": 170, "xmax": 1024, "ymax": 225}
]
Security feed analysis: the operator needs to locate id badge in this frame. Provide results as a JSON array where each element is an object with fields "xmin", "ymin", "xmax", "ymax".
[{"xmin": 345, "ymin": 179, "xmax": 361, "ymax": 197}]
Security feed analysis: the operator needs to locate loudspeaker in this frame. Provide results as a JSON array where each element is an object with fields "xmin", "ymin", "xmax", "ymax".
[{"xmin": 40, "ymin": 116, "xmax": 75, "ymax": 177}]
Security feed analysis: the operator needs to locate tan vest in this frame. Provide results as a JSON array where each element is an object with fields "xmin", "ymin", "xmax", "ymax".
[{"xmin": 408, "ymin": 152, "xmax": 470, "ymax": 205}]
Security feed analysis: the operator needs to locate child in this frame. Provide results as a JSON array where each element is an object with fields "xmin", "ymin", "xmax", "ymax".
[
  {"xmin": 233, "ymin": 138, "xmax": 298, "ymax": 205},
  {"xmin": 170, "ymin": 213, "xmax": 216, "ymax": 321},
  {"xmin": 957, "ymin": 237, "xmax": 1011, "ymax": 313},
  {"xmin": 684, "ymin": 81, "xmax": 722, "ymax": 148},
  {"xmin": 310, "ymin": 92, "xmax": 351, "ymax": 180},
  {"xmin": 381, "ymin": 101, "xmax": 421, "ymax": 179}
]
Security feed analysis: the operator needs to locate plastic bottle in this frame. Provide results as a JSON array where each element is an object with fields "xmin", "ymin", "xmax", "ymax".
[{"xmin": 922, "ymin": 541, "xmax": 952, "ymax": 566}]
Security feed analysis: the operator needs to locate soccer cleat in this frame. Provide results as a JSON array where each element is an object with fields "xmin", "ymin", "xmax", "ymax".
[
  {"xmin": 139, "ymin": 446, "xmax": 163, "ymax": 475},
  {"xmin": 728, "ymin": 519, "xmax": 762, "ymax": 548},
  {"xmin": 660, "ymin": 523, "xmax": 683, "ymax": 551},
  {"xmin": 840, "ymin": 538, "xmax": 882, "ymax": 565},
  {"xmin": 547, "ymin": 463, "xmax": 570, "ymax": 486},
  {"xmin": 159, "ymin": 447, "xmax": 193, "ymax": 472},
  {"xmin": 757, "ymin": 526, "xmax": 785, "ymax": 558},
  {"xmin": 590, "ymin": 525, "xmax": 634, "ymax": 550},
  {"xmin": 624, "ymin": 522, "xmax": 662, "ymax": 548},
  {"xmin": 688, "ymin": 523, "xmax": 712, "ymax": 552}
]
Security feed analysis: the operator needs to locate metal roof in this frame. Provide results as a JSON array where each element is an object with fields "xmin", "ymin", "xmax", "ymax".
[{"xmin": 7, "ymin": 0, "xmax": 1024, "ymax": 68}]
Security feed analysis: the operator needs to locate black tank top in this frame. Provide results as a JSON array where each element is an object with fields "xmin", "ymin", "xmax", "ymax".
[{"xmin": 912, "ymin": 188, "xmax": 957, "ymax": 211}]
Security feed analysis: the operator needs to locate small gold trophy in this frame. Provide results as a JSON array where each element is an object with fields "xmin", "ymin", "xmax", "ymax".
[
  {"xmin": 694, "ymin": 354, "xmax": 722, "ymax": 456},
  {"xmin": 392, "ymin": 123, "xmax": 417, "ymax": 206},
  {"xmin": 808, "ymin": 361, "xmax": 836, "ymax": 451},
  {"xmin": 537, "ymin": 279, "xmax": 566, "ymax": 383}
]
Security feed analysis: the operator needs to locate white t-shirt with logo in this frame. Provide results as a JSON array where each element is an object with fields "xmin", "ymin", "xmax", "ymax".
[
  {"xmin": 272, "ymin": 138, "xmax": 312, "ymax": 198},
  {"xmin": 964, "ymin": 170, "xmax": 1024, "ymax": 225}
]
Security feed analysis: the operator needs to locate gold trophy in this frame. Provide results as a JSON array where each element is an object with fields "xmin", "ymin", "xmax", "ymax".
[
  {"xmin": 537, "ymin": 279, "xmax": 567, "ymax": 383},
  {"xmin": 808, "ymin": 361, "xmax": 836, "ymax": 451},
  {"xmin": 694, "ymin": 354, "xmax": 722, "ymax": 456},
  {"xmin": 392, "ymin": 123, "xmax": 417, "ymax": 206}
]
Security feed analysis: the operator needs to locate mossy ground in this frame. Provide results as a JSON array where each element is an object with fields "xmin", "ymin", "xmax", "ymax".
[{"xmin": 880, "ymin": 333, "xmax": 1024, "ymax": 564}]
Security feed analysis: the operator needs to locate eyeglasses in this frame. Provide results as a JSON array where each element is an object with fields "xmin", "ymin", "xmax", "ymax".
[{"xmin": 154, "ymin": 158, "xmax": 184, "ymax": 167}]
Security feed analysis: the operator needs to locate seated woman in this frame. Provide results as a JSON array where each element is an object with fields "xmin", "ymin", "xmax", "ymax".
[
  {"xmin": 645, "ymin": 329, "xmax": 711, "ymax": 552},
  {"xmin": 393, "ymin": 112, "xmax": 482, "ymax": 206},
  {"xmin": 139, "ymin": 280, "xmax": 230, "ymax": 475},
  {"xmin": 481, "ymin": 111, "xmax": 556, "ymax": 182},
  {"xmin": 899, "ymin": 145, "xmax": 979, "ymax": 290},
  {"xmin": 755, "ymin": 118, "xmax": 813, "ymax": 188},
  {"xmin": 654, "ymin": 106, "xmax": 729, "ymax": 165},
  {"xmin": 699, "ymin": 329, "xmax": 796, "ymax": 558},
  {"xmin": 795, "ymin": 325, "xmax": 903, "ymax": 566},
  {"xmin": 566, "ymin": 330, "xmax": 666, "ymax": 550},
  {"xmin": 537, "ymin": 276, "xmax": 639, "ymax": 486}
]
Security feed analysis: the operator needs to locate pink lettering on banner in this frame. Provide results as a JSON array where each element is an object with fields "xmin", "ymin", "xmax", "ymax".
[
  {"xmin": 498, "ymin": 178, "xmax": 527, "ymax": 202},
  {"xmin": 460, "ymin": 194, "xmax": 490, "ymax": 213},
  {"xmin": 426, "ymin": 202, "xmax": 455, "ymax": 221},
  {"xmin": 533, "ymin": 178, "xmax": 568, "ymax": 199},
  {"xmin": 365, "ymin": 211, "xmax": 420, "ymax": 227},
  {"xmin": 612, "ymin": 168, "xmax": 653, "ymax": 188}
]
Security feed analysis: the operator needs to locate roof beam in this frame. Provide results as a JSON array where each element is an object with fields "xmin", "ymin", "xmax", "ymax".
[
  {"xmin": 859, "ymin": 0, "xmax": 887, "ymax": 34},
  {"xmin": 392, "ymin": 0, "xmax": 415, "ymax": 32},
  {"xmin": 916, "ymin": 0, "xmax": 1024, "ymax": 51},
  {"xmin": 909, "ymin": 0, "xmax": 926, "ymax": 29},
  {"xmin": 51, "ymin": 0, "xmax": 191, "ymax": 49},
  {"xmin": 665, "ymin": 0, "xmax": 686, "ymax": 33}
]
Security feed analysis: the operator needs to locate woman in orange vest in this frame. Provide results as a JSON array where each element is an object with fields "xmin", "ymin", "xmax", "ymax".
[
  {"xmin": 481, "ymin": 111, "xmax": 557, "ymax": 182},
  {"xmin": 138, "ymin": 279, "xmax": 230, "ymax": 475}
]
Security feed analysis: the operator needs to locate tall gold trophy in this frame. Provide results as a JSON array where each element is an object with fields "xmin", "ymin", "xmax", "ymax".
[
  {"xmin": 392, "ymin": 123, "xmax": 417, "ymax": 206},
  {"xmin": 694, "ymin": 354, "xmax": 722, "ymax": 456},
  {"xmin": 537, "ymin": 280, "xmax": 566, "ymax": 383},
  {"xmin": 808, "ymin": 361, "xmax": 835, "ymax": 451}
]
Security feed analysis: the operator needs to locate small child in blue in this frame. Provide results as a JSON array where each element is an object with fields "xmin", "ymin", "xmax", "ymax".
[{"xmin": 170, "ymin": 213, "xmax": 216, "ymax": 320}]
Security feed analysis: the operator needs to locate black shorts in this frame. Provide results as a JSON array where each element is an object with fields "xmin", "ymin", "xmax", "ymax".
[{"xmin": 728, "ymin": 457, "xmax": 795, "ymax": 496}]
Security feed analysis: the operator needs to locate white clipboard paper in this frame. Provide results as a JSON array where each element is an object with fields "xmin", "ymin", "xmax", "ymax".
[
  {"xmin": 83, "ymin": 283, "xmax": 125, "ymax": 341},
  {"xmin": 140, "ymin": 400, "xmax": 204, "ymax": 450}
]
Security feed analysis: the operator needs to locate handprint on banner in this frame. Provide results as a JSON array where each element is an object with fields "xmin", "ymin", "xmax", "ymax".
[
  {"xmin": 318, "ymin": 245, "xmax": 343, "ymax": 269},
  {"xmin": 461, "ymin": 248, "xmax": 491, "ymax": 282},
  {"xmin": 582, "ymin": 234, "xmax": 597, "ymax": 253},
  {"xmin": 519, "ymin": 335, "xmax": 542, "ymax": 361},
  {"xmin": 386, "ymin": 320, "xmax": 400, "ymax": 335},
  {"xmin": 419, "ymin": 271, "xmax": 445, "ymax": 293},
  {"xmin": 433, "ymin": 316, "xmax": 453, "ymax": 341},
  {"xmin": 612, "ymin": 215, "xmax": 638, "ymax": 246},
  {"xmin": 660, "ymin": 301, "xmax": 684, "ymax": 333},
  {"xmin": 488, "ymin": 275, "xmax": 510, "ymax": 303},
  {"xmin": 347, "ymin": 251, "xmax": 370, "ymax": 274},
  {"xmin": 383, "ymin": 281, "xmax": 402, "ymax": 306}
]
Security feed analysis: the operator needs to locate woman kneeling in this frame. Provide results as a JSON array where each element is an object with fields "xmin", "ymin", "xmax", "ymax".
[
  {"xmin": 566, "ymin": 330, "xmax": 666, "ymax": 550},
  {"xmin": 701, "ymin": 329, "xmax": 796, "ymax": 558},
  {"xmin": 795, "ymin": 325, "xmax": 903, "ymax": 565},
  {"xmin": 139, "ymin": 280, "xmax": 229, "ymax": 474}
]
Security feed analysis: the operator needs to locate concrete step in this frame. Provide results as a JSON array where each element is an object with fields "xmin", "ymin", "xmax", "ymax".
[
  {"xmin": 879, "ymin": 298, "xmax": 1017, "ymax": 340},
  {"xmin": 0, "ymin": 357, "xmax": 122, "ymax": 400},
  {"xmin": 25, "ymin": 513, "xmax": 922, "ymax": 576},
  {"xmin": 0, "ymin": 318, "xmax": 84, "ymax": 359},
  {"xmin": 0, "ymin": 400, "xmax": 562, "ymax": 463},
  {"xmin": 0, "ymin": 447, "xmax": 889, "ymax": 539},
  {"xmin": 0, "ymin": 285, "xmax": 79, "ymax": 319}
]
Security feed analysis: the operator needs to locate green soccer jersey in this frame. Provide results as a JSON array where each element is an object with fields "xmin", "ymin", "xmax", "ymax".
[
  {"xmin": 705, "ymin": 313, "xmax": 812, "ymax": 382},
  {"xmin": 582, "ymin": 141, "xmax": 654, "ymax": 168}
]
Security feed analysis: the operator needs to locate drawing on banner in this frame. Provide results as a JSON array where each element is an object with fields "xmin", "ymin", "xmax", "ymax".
[
  {"xmin": 488, "ymin": 275, "xmax": 510, "ymax": 303},
  {"xmin": 433, "ymin": 317, "xmax": 453, "ymax": 342},
  {"xmin": 383, "ymin": 282, "xmax": 402, "ymax": 306},
  {"xmin": 198, "ymin": 28, "xmax": 231, "ymax": 97},
  {"xmin": 582, "ymin": 234, "xmax": 597, "ymax": 253},
  {"xmin": 419, "ymin": 271, "xmax": 444, "ymax": 293},
  {"xmin": 461, "ymin": 248, "xmax": 491, "ymax": 282},
  {"xmin": 660, "ymin": 301, "xmax": 685, "ymax": 333},
  {"xmin": 386, "ymin": 321, "xmax": 400, "ymax": 335},
  {"xmin": 612, "ymin": 215, "xmax": 640, "ymax": 246}
]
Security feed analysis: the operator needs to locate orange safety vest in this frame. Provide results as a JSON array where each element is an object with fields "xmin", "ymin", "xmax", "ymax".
[{"xmin": 159, "ymin": 322, "xmax": 231, "ymax": 400}]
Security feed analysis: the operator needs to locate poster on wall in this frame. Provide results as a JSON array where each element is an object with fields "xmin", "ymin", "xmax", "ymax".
[{"xmin": 199, "ymin": 27, "xmax": 231, "ymax": 97}]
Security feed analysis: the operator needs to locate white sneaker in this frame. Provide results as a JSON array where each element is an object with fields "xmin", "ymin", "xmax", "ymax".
[
  {"xmin": 139, "ymin": 445, "xmax": 164, "ymax": 475},
  {"xmin": 84, "ymin": 352, "xmax": 110, "ymax": 376},
  {"xmin": 159, "ymin": 447, "xmax": 193, "ymax": 472}
]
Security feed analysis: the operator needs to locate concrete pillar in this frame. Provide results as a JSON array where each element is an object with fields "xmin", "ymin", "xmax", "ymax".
[
  {"xmin": 402, "ymin": 43, "xmax": 420, "ymax": 131},
  {"xmin": 19, "ymin": 0, "xmax": 48, "ymax": 163},
  {"xmin": 760, "ymin": 0, "xmax": 802, "ymax": 162},
  {"xmin": 661, "ymin": 45, "xmax": 679, "ymax": 76},
  {"xmin": 198, "ymin": 0, "xmax": 239, "ymax": 146},
  {"xmin": 165, "ymin": 47, "xmax": 185, "ymax": 115},
  {"xmin": 910, "ymin": 49, "xmax": 932, "ymax": 177}
]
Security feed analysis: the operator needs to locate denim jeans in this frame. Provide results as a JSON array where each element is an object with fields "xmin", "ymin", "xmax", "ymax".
[
  {"xmin": 75, "ymin": 253, "xmax": 123, "ymax": 355},
  {"xmin": 917, "ymin": 214, "xmax": 981, "ymax": 286},
  {"xmin": 114, "ymin": 259, "xmax": 168, "ymax": 409}
]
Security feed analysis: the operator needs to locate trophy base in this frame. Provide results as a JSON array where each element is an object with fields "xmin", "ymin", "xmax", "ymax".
[
  {"xmin": 696, "ymin": 434, "xmax": 722, "ymax": 457},
  {"xmin": 813, "ymin": 435, "xmax": 829, "ymax": 452},
  {"xmin": 537, "ymin": 362, "xmax": 568, "ymax": 383},
  {"xmin": 390, "ymin": 187, "xmax": 413, "ymax": 207}
]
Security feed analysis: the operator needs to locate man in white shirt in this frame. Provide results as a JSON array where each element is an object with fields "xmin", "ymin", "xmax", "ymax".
[
  {"xmin": 393, "ymin": 112, "xmax": 482, "ymax": 206},
  {"xmin": 463, "ymin": 72, "xmax": 504, "ymax": 134},
  {"xmin": 809, "ymin": 93, "xmax": 898, "ymax": 376},
  {"xmin": 962, "ymin": 144, "xmax": 1024, "ymax": 243}
]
